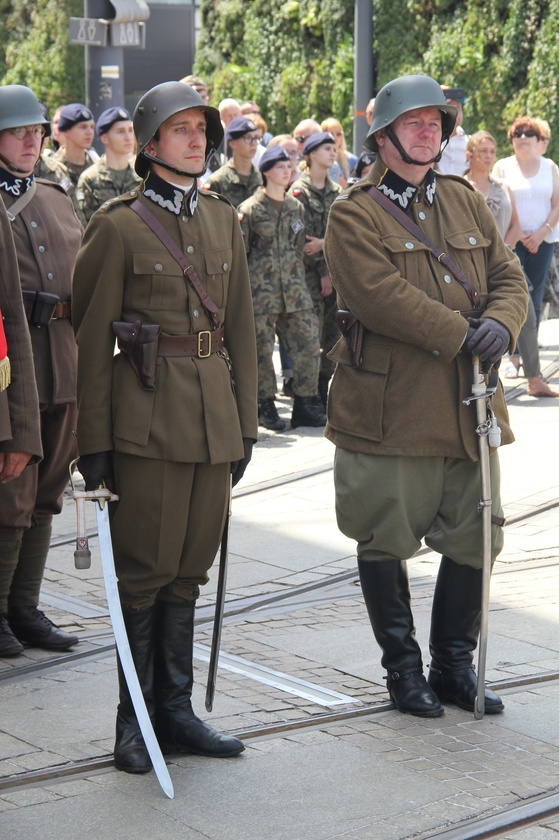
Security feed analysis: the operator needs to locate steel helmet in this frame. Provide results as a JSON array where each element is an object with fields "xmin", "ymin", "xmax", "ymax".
[
  {"xmin": 0, "ymin": 85, "xmax": 51, "ymax": 136},
  {"xmin": 365, "ymin": 74, "xmax": 456, "ymax": 152},
  {"xmin": 133, "ymin": 81, "xmax": 223, "ymax": 177}
]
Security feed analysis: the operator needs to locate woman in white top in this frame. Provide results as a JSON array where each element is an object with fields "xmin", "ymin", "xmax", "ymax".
[
  {"xmin": 493, "ymin": 116, "xmax": 559, "ymax": 326},
  {"xmin": 467, "ymin": 131, "xmax": 558, "ymax": 397}
]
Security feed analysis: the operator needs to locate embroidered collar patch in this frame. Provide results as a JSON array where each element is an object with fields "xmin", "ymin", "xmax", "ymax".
[
  {"xmin": 142, "ymin": 171, "xmax": 199, "ymax": 217},
  {"xmin": 376, "ymin": 167, "xmax": 437, "ymax": 212},
  {"xmin": 0, "ymin": 166, "xmax": 35, "ymax": 197}
]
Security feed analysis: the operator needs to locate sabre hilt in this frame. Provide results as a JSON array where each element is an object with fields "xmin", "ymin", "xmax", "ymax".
[{"xmin": 69, "ymin": 458, "xmax": 119, "ymax": 570}]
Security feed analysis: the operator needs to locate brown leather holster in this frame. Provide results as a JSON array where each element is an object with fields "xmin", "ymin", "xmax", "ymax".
[
  {"xmin": 335, "ymin": 309, "xmax": 364, "ymax": 368},
  {"xmin": 113, "ymin": 320, "xmax": 161, "ymax": 391}
]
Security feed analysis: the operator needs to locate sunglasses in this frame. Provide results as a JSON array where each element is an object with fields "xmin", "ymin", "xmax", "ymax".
[{"xmin": 512, "ymin": 129, "xmax": 538, "ymax": 139}]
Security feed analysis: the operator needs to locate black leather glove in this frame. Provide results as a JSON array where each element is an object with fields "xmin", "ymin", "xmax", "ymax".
[
  {"xmin": 77, "ymin": 451, "xmax": 115, "ymax": 493},
  {"xmin": 230, "ymin": 438, "xmax": 254, "ymax": 488},
  {"xmin": 465, "ymin": 317, "xmax": 510, "ymax": 367}
]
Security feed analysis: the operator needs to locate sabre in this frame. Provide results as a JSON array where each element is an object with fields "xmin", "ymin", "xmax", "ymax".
[
  {"xmin": 205, "ymin": 475, "xmax": 233, "ymax": 713},
  {"xmin": 71, "ymin": 464, "xmax": 174, "ymax": 798},
  {"xmin": 463, "ymin": 359, "xmax": 499, "ymax": 720}
]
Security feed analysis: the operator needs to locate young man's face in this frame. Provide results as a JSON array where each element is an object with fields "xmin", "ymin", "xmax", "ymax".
[
  {"xmin": 229, "ymin": 131, "xmax": 259, "ymax": 162},
  {"xmin": 146, "ymin": 108, "xmax": 207, "ymax": 179},
  {"xmin": 63, "ymin": 120, "xmax": 95, "ymax": 151}
]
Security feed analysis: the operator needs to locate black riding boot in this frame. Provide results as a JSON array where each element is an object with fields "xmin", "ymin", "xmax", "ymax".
[
  {"xmin": 154, "ymin": 601, "xmax": 244, "ymax": 757},
  {"xmin": 114, "ymin": 605, "xmax": 156, "ymax": 774},
  {"xmin": 427, "ymin": 555, "xmax": 504, "ymax": 713},
  {"xmin": 291, "ymin": 395, "xmax": 327, "ymax": 429},
  {"xmin": 358, "ymin": 559, "xmax": 443, "ymax": 717}
]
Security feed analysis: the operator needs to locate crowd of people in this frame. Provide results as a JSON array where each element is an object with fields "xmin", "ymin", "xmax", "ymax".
[{"xmin": 0, "ymin": 68, "xmax": 557, "ymax": 781}]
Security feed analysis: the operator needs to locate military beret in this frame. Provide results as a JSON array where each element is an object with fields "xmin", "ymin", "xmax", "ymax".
[
  {"xmin": 225, "ymin": 116, "xmax": 258, "ymax": 142},
  {"xmin": 302, "ymin": 131, "xmax": 335, "ymax": 156},
  {"xmin": 96, "ymin": 106, "xmax": 131, "ymax": 136},
  {"xmin": 58, "ymin": 103, "xmax": 94, "ymax": 132},
  {"xmin": 258, "ymin": 145, "xmax": 290, "ymax": 173}
]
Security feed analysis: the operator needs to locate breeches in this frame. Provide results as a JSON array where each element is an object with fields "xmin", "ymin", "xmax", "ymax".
[
  {"xmin": 255, "ymin": 308, "xmax": 320, "ymax": 398},
  {"xmin": 334, "ymin": 450, "xmax": 504, "ymax": 569},
  {"xmin": 0, "ymin": 402, "xmax": 77, "ymax": 529},
  {"xmin": 110, "ymin": 453, "xmax": 230, "ymax": 609}
]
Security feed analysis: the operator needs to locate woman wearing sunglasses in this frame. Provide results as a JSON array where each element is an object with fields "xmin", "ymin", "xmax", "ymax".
[{"xmin": 493, "ymin": 116, "xmax": 559, "ymax": 332}]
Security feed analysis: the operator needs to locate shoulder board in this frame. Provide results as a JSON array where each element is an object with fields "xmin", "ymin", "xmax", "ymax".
[
  {"xmin": 36, "ymin": 178, "xmax": 69, "ymax": 195},
  {"xmin": 101, "ymin": 190, "xmax": 141, "ymax": 211},
  {"xmin": 200, "ymin": 189, "xmax": 234, "ymax": 207},
  {"xmin": 437, "ymin": 172, "xmax": 476, "ymax": 191}
]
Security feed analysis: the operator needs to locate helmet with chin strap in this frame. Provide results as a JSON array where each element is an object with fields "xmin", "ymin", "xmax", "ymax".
[
  {"xmin": 0, "ymin": 84, "xmax": 51, "ymax": 136},
  {"xmin": 364, "ymin": 74, "xmax": 457, "ymax": 165},
  {"xmin": 133, "ymin": 81, "xmax": 223, "ymax": 178}
]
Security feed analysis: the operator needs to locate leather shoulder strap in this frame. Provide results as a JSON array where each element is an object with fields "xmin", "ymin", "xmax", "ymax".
[
  {"xmin": 365, "ymin": 184, "xmax": 481, "ymax": 308},
  {"xmin": 6, "ymin": 180, "xmax": 37, "ymax": 222},
  {"xmin": 128, "ymin": 198, "xmax": 222, "ymax": 328}
]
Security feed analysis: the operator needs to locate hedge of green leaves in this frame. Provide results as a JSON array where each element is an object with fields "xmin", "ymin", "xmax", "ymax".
[{"xmin": 195, "ymin": 0, "xmax": 559, "ymax": 158}]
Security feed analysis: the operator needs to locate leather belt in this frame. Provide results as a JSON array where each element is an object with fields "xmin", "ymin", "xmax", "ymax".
[
  {"xmin": 158, "ymin": 328, "xmax": 224, "ymax": 358},
  {"xmin": 52, "ymin": 302, "xmax": 72, "ymax": 320}
]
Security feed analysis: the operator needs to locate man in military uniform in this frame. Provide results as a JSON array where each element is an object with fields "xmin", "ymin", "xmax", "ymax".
[
  {"xmin": 203, "ymin": 116, "xmax": 262, "ymax": 206},
  {"xmin": 72, "ymin": 82, "xmax": 258, "ymax": 774},
  {"xmin": 0, "ymin": 85, "xmax": 82, "ymax": 656},
  {"xmin": 77, "ymin": 107, "xmax": 141, "ymax": 225},
  {"xmin": 238, "ymin": 146, "xmax": 326, "ymax": 431},
  {"xmin": 0, "ymin": 196, "xmax": 43, "ymax": 613},
  {"xmin": 43, "ymin": 103, "xmax": 97, "ymax": 226},
  {"xmin": 288, "ymin": 131, "xmax": 342, "ymax": 407},
  {"xmin": 324, "ymin": 74, "xmax": 528, "ymax": 718}
]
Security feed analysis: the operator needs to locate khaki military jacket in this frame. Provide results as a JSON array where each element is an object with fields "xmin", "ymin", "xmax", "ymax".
[
  {"xmin": 1, "ymin": 177, "xmax": 82, "ymax": 406},
  {"xmin": 203, "ymin": 159, "xmax": 262, "ymax": 208},
  {"xmin": 237, "ymin": 188, "xmax": 312, "ymax": 314},
  {"xmin": 324, "ymin": 159, "xmax": 529, "ymax": 460},
  {"xmin": 77, "ymin": 157, "xmax": 142, "ymax": 225},
  {"xmin": 72, "ymin": 176, "xmax": 258, "ymax": 465},
  {"xmin": 0, "ymin": 196, "xmax": 42, "ymax": 458},
  {"xmin": 288, "ymin": 171, "xmax": 343, "ymax": 279}
]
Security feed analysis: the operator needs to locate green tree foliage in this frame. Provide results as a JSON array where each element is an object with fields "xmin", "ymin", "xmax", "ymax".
[
  {"xmin": 0, "ymin": 0, "xmax": 84, "ymax": 113},
  {"xmin": 196, "ymin": 0, "xmax": 559, "ymax": 158}
]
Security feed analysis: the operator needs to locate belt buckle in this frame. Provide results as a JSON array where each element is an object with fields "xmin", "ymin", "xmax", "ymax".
[{"xmin": 197, "ymin": 330, "xmax": 212, "ymax": 358}]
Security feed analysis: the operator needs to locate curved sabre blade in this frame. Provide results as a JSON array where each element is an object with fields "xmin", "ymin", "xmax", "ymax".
[{"xmin": 96, "ymin": 502, "xmax": 174, "ymax": 798}]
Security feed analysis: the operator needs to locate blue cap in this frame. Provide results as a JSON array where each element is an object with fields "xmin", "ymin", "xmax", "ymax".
[
  {"xmin": 225, "ymin": 116, "xmax": 258, "ymax": 142},
  {"xmin": 58, "ymin": 103, "xmax": 94, "ymax": 132},
  {"xmin": 96, "ymin": 106, "xmax": 131, "ymax": 136},
  {"xmin": 302, "ymin": 131, "xmax": 335, "ymax": 156},
  {"xmin": 258, "ymin": 146, "xmax": 290, "ymax": 173}
]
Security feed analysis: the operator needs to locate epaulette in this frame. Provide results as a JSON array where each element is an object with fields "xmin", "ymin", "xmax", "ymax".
[
  {"xmin": 199, "ymin": 189, "xmax": 234, "ymax": 207},
  {"xmin": 334, "ymin": 192, "xmax": 350, "ymax": 201},
  {"xmin": 36, "ymin": 178, "xmax": 70, "ymax": 196},
  {"xmin": 436, "ymin": 172, "xmax": 476, "ymax": 191},
  {"xmin": 101, "ymin": 189, "xmax": 140, "ymax": 211}
]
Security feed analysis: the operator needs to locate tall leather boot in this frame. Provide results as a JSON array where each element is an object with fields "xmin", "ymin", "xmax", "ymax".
[
  {"xmin": 8, "ymin": 515, "xmax": 79, "ymax": 651},
  {"xmin": 427, "ymin": 555, "xmax": 504, "ymax": 713},
  {"xmin": 0, "ymin": 527, "xmax": 24, "ymax": 656},
  {"xmin": 113, "ymin": 605, "xmax": 156, "ymax": 774},
  {"xmin": 358, "ymin": 558, "xmax": 443, "ymax": 717},
  {"xmin": 154, "ymin": 600, "xmax": 244, "ymax": 757}
]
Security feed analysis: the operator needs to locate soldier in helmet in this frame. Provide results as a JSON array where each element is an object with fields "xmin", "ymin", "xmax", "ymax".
[
  {"xmin": 72, "ymin": 81, "xmax": 258, "ymax": 774},
  {"xmin": 0, "ymin": 84, "xmax": 83, "ymax": 656},
  {"xmin": 324, "ymin": 74, "xmax": 528, "ymax": 718},
  {"xmin": 77, "ymin": 107, "xmax": 141, "ymax": 225}
]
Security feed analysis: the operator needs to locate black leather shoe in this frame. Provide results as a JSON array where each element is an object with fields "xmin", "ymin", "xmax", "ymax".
[
  {"xmin": 8, "ymin": 606, "xmax": 79, "ymax": 651},
  {"xmin": 428, "ymin": 663, "xmax": 504, "ymax": 713},
  {"xmin": 157, "ymin": 714, "xmax": 245, "ymax": 757},
  {"xmin": 0, "ymin": 614, "xmax": 24, "ymax": 657},
  {"xmin": 387, "ymin": 668, "xmax": 444, "ymax": 717}
]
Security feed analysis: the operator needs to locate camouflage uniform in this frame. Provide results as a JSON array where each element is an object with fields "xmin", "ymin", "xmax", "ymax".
[
  {"xmin": 238, "ymin": 187, "xmax": 320, "ymax": 399},
  {"xmin": 40, "ymin": 148, "xmax": 97, "ymax": 227},
  {"xmin": 203, "ymin": 159, "xmax": 262, "ymax": 208},
  {"xmin": 77, "ymin": 156, "xmax": 142, "ymax": 225},
  {"xmin": 288, "ymin": 171, "xmax": 343, "ymax": 377}
]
